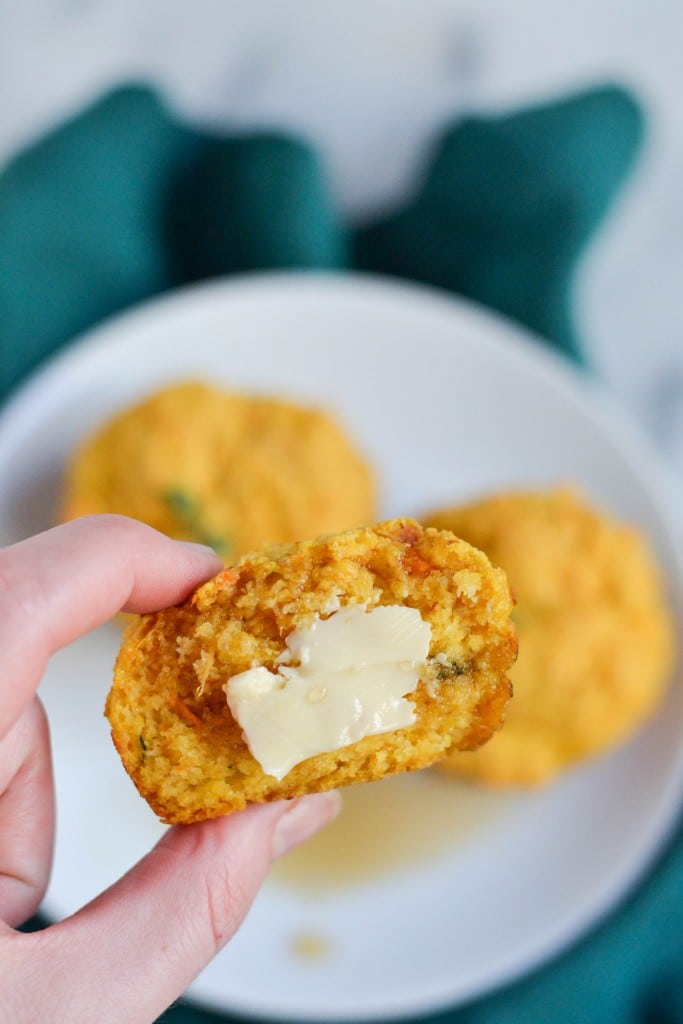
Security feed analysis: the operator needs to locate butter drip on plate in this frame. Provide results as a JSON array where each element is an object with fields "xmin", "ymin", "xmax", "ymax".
[{"xmin": 224, "ymin": 604, "xmax": 432, "ymax": 780}]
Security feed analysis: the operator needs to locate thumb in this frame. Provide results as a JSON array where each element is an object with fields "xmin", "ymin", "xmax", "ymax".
[{"xmin": 26, "ymin": 793, "xmax": 340, "ymax": 1024}]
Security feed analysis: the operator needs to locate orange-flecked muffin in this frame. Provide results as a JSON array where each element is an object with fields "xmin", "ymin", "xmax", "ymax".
[
  {"xmin": 426, "ymin": 489, "xmax": 675, "ymax": 786},
  {"xmin": 62, "ymin": 381, "xmax": 376, "ymax": 560},
  {"xmin": 106, "ymin": 519, "xmax": 516, "ymax": 823}
]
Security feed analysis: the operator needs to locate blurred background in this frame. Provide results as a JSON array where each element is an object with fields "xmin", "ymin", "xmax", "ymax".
[{"xmin": 2, "ymin": 0, "xmax": 683, "ymax": 501}]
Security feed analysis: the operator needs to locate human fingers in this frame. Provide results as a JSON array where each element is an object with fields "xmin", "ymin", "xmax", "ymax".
[
  {"xmin": 0, "ymin": 515, "xmax": 222, "ymax": 739},
  {"xmin": 7, "ymin": 792, "xmax": 340, "ymax": 1024},
  {"xmin": 0, "ymin": 699, "xmax": 54, "ymax": 926}
]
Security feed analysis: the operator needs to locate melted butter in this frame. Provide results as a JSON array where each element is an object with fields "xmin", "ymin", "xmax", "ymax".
[
  {"xmin": 271, "ymin": 769, "xmax": 504, "ymax": 896},
  {"xmin": 289, "ymin": 932, "xmax": 332, "ymax": 961},
  {"xmin": 224, "ymin": 604, "xmax": 431, "ymax": 780}
]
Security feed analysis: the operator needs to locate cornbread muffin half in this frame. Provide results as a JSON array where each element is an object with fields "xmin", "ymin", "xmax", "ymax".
[
  {"xmin": 62, "ymin": 381, "xmax": 375, "ymax": 560},
  {"xmin": 426, "ymin": 489, "xmax": 675, "ymax": 786},
  {"xmin": 107, "ymin": 519, "xmax": 516, "ymax": 823}
]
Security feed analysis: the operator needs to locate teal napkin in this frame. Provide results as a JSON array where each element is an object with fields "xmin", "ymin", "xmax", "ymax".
[
  {"xmin": 0, "ymin": 83, "xmax": 640, "ymax": 393},
  {"xmin": 4, "ymin": 84, "xmax": 679, "ymax": 1024}
]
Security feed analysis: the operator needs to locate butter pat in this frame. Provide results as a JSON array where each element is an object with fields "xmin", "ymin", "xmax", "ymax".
[{"xmin": 224, "ymin": 604, "xmax": 431, "ymax": 780}]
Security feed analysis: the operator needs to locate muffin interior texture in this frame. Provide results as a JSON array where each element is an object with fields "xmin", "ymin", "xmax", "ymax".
[{"xmin": 107, "ymin": 519, "xmax": 516, "ymax": 822}]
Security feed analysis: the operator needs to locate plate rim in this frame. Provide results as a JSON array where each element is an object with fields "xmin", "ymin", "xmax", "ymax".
[{"xmin": 1, "ymin": 269, "xmax": 681, "ymax": 533}]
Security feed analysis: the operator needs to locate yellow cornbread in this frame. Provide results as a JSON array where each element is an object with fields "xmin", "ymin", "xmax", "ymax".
[
  {"xmin": 106, "ymin": 519, "xmax": 517, "ymax": 823},
  {"xmin": 62, "ymin": 381, "xmax": 376, "ymax": 560},
  {"xmin": 426, "ymin": 489, "xmax": 675, "ymax": 786}
]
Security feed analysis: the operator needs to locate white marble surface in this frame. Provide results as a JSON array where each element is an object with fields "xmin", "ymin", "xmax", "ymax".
[{"xmin": 2, "ymin": 0, "xmax": 683, "ymax": 503}]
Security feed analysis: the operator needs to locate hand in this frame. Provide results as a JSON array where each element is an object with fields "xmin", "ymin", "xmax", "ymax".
[{"xmin": 0, "ymin": 515, "xmax": 339, "ymax": 1024}]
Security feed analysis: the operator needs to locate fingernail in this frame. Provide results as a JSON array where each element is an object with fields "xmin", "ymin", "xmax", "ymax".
[
  {"xmin": 271, "ymin": 791, "xmax": 342, "ymax": 859},
  {"xmin": 177, "ymin": 541, "xmax": 224, "ymax": 563}
]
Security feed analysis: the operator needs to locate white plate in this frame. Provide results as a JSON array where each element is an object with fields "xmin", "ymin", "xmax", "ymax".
[{"xmin": 0, "ymin": 273, "xmax": 682, "ymax": 1021}]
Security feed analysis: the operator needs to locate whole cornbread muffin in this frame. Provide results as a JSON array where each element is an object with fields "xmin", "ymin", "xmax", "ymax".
[
  {"xmin": 106, "ymin": 519, "xmax": 517, "ymax": 823},
  {"xmin": 62, "ymin": 381, "xmax": 376, "ymax": 560},
  {"xmin": 426, "ymin": 488, "xmax": 675, "ymax": 786}
]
